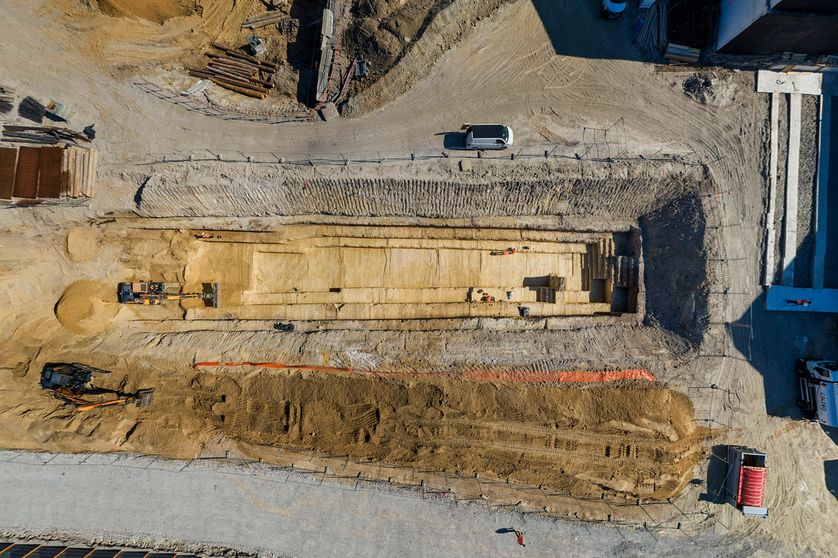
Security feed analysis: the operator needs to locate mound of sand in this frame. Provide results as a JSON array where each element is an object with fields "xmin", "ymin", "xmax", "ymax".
[
  {"xmin": 55, "ymin": 281, "xmax": 119, "ymax": 334},
  {"xmin": 66, "ymin": 228, "xmax": 99, "ymax": 262},
  {"xmin": 96, "ymin": 0, "xmax": 197, "ymax": 24},
  {"xmin": 51, "ymin": 0, "xmax": 263, "ymax": 66}
]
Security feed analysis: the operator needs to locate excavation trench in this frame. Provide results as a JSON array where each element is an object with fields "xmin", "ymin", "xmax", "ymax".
[{"xmin": 3, "ymin": 360, "xmax": 703, "ymax": 501}]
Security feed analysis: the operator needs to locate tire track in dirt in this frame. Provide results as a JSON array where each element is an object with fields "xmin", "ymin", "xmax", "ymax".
[
  {"xmin": 136, "ymin": 163, "xmax": 706, "ymax": 220},
  {"xmin": 181, "ymin": 370, "xmax": 705, "ymax": 499}
]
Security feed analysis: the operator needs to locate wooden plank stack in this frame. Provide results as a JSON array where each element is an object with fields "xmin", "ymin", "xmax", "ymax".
[
  {"xmin": 636, "ymin": 0, "xmax": 668, "ymax": 56},
  {"xmin": 188, "ymin": 44, "xmax": 278, "ymax": 99},
  {"xmin": 0, "ymin": 85, "xmax": 14, "ymax": 114},
  {"xmin": 1, "ymin": 124, "xmax": 91, "ymax": 145},
  {"xmin": 0, "ymin": 147, "xmax": 16, "ymax": 199},
  {"xmin": 665, "ymin": 43, "xmax": 701, "ymax": 64},
  {"xmin": 61, "ymin": 146, "xmax": 97, "ymax": 198},
  {"xmin": 0, "ymin": 145, "xmax": 96, "ymax": 201},
  {"xmin": 242, "ymin": 10, "xmax": 286, "ymax": 29}
]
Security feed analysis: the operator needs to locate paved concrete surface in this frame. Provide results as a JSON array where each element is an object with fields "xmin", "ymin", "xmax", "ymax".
[
  {"xmin": 0, "ymin": 451, "xmax": 773, "ymax": 558},
  {"xmin": 783, "ymin": 93, "xmax": 802, "ymax": 285},
  {"xmin": 821, "ymin": 73, "xmax": 838, "ymax": 289},
  {"xmin": 756, "ymin": 71, "xmax": 823, "ymax": 95},
  {"xmin": 813, "ymin": 93, "xmax": 831, "ymax": 289},
  {"xmin": 765, "ymin": 91, "xmax": 780, "ymax": 286},
  {"xmin": 765, "ymin": 285, "xmax": 838, "ymax": 312}
]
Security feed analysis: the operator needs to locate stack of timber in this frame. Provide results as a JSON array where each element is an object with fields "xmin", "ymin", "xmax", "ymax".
[
  {"xmin": 665, "ymin": 43, "xmax": 700, "ymax": 64},
  {"xmin": 61, "ymin": 146, "xmax": 97, "ymax": 198},
  {"xmin": 2, "ymin": 124, "xmax": 91, "ymax": 145},
  {"xmin": 189, "ymin": 44, "xmax": 278, "ymax": 99},
  {"xmin": 0, "ymin": 145, "xmax": 96, "ymax": 201},
  {"xmin": 636, "ymin": 0, "xmax": 668, "ymax": 56},
  {"xmin": 242, "ymin": 9, "xmax": 286, "ymax": 29},
  {"xmin": 0, "ymin": 85, "xmax": 14, "ymax": 114}
]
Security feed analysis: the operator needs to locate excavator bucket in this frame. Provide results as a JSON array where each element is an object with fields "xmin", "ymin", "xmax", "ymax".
[
  {"xmin": 203, "ymin": 283, "xmax": 221, "ymax": 308},
  {"xmin": 134, "ymin": 389, "xmax": 154, "ymax": 408}
]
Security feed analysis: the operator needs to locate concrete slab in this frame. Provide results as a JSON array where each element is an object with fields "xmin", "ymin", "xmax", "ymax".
[
  {"xmin": 757, "ymin": 70, "xmax": 822, "ymax": 95},
  {"xmin": 783, "ymin": 93, "xmax": 802, "ymax": 285},
  {"xmin": 813, "ymin": 94, "xmax": 831, "ymax": 288},
  {"xmin": 765, "ymin": 91, "xmax": 780, "ymax": 286},
  {"xmin": 0, "ymin": 453, "xmax": 725, "ymax": 558},
  {"xmin": 318, "ymin": 101, "xmax": 339, "ymax": 121},
  {"xmin": 766, "ymin": 285, "xmax": 838, "ymax": 312}
]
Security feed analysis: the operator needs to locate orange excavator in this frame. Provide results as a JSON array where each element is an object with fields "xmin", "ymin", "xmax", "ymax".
[
  {"xmin": 40, "ymin": 363, "xmax": 153, "ymax": 412},
  {"xmin": 117, "ymin": 281, "xmax": 220, "ymax": 307}
]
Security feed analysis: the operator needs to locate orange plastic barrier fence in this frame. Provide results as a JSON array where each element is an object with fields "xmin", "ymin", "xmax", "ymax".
[
  {"xmin": 193, "ymin": 362, "xmax": 655, "ymax": 383},
  {"xmin": 463, "ymin": 368, "xmax": 656, "ymax": 383}
]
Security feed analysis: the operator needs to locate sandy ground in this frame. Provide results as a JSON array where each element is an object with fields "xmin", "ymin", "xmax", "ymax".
[{"xmin": 1, "ymin": 0, "xmax": 838, "ymax": 556}]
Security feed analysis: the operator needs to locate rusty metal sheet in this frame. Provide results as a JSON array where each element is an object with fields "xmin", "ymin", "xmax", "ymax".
[
  {"xmin": 38, "ymin": 146, "xmax": 63, "ymax": 198},
  {"xmin": 13, "ymin": 146, "xmax": 40, "ymax": 199},
  {"xmin": 0, "ymin": 147, "xmax": 16, "ymax": 199}
]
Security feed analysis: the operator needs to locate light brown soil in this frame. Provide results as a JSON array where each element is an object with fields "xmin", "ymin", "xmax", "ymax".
[
  {"xmin": 345, "ymin": 0, "xmax": 442, "ymax": 82},
  {"xmin": 96, "ymin": 0, "xmax": 198, "ymax": 24},
  {"xmin": 66, "ymin": 228, "xmax": 99, "ymax": 262},
  {"xmin": 4, "ymin": 0, "xmax": 838, "ymax": 553},
  {"xmin": 54, "ymin": 280, "xmax": 120, "ymax": 334},
  {"xmin": 1, "ymin": 358, "xmax": 703, "ymax": 500},
  {"xmin": 51, "ymin": 0, "xmax": 262, "ymax": 65}
]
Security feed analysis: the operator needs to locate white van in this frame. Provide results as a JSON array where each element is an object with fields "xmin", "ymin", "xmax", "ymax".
[
  {"xmin": 465, "ymin": 124, "xmax": 514, "ymax": 150},
  {"xmin": 797, "ymin": 359, "xmax": 838, "ymax": 428}
]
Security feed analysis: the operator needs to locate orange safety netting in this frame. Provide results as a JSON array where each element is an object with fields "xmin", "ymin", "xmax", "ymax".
[
  {"xmin": 463, "ymin": 369, "xmax": 656, "ymax": 383},
  {"xmin": 193, "ymin": 362, "xmax": 655, "ymax": 383}
]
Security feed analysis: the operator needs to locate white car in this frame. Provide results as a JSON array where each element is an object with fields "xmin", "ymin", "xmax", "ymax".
[
  {"xmin": 464, "ymin": 124, "xmax": 514, "ymax": 150},
  {"xmin": 601, "ymin": 0, "xmax": 628, "ymax": 19}
]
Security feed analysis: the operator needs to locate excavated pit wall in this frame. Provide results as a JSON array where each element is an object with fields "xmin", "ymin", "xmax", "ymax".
[
  {"xmin": 116, "ymin": 159, "xmax": 716, "ymax": 347},
  {"xmin": 130, "ymin": 161, "xmax": 707, "ymax": 226}
]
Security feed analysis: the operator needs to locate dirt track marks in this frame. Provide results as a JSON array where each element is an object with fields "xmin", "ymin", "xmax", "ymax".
[{"xmin": 190, "ymin": 370, "xmax": 702, "ymax": 499}]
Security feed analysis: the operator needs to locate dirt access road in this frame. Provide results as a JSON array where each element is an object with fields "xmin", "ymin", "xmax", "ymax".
[
  {"xmin": 1, "ymin": 0, "xmax": 838, "ymax": 557},
  {"xmin": 4, "ymin": 0, "xmax": 720, "ymax": 164}
]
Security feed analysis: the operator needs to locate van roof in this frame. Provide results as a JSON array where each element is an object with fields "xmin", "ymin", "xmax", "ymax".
[{"xmin": 469, "ymin": 125, "xmax": 509, "ymax": 140}]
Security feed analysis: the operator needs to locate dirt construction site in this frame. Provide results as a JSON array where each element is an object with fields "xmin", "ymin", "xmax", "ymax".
[{"xmin": 1, "ymin": 0, "xmax": 838, "ymax": 557}]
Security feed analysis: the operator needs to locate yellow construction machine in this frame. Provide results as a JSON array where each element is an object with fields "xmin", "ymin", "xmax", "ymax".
[
  {"xmin": 40, "ymin": 363, "xmax": 153, "ymax": 412},
  {"xmin": 117, "ymin": 281, "xmax": 220, "ymax": 306}
]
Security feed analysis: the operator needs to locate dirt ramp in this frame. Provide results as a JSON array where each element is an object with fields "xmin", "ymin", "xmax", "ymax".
[{"xmin": 55, "ymin": 280, "xmax": 119, "ymax": 334}]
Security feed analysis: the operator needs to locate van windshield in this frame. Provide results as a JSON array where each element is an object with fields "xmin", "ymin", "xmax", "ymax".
[{"xmin": 469, "ymin": 125, "xmax": 508, "ymax": 141}]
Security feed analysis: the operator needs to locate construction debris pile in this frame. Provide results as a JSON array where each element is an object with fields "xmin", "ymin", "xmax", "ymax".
[
  {"xmin": 636, "ymin": 1, "xmax": 668, "ymax": 57},
  {"xmin": 1, "ymin": 124, "xmax": 91, "ymax": 145},
  {"xmin": 242, "ymin": 9, "xmax": 286, "ymax": 30},
  {"xmin": 189, "ymin": 44, "xmax": 279, "ymax": 99},
  {"xmin": 0, "ymin": 85, "xmax": 13, "ymax": 114}
]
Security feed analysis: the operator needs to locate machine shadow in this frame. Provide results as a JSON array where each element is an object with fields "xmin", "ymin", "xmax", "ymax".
[
  {"xmin": 826, "ymin": 460, "xmax": 838, "ymax": 501},
  {"xmin": 530, "ymin": 0, "xmax": 644, "ymax": 62},
  {"xmin": 698, "ymin": 445, "xmax": 730, "ymax": 504},
  {"xmin": 727, "ymin": 246, "xmax": 838, "ymax": 420}
]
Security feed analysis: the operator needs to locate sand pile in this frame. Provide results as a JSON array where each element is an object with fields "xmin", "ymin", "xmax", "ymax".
[
  {"xmin": 95, "ymin": 0, "xmax": 198, "ymax": 24},
  {"xmin": 55, "ymin": 281, "xmax": 119, "ymax": 334},
  {"xmin": 66, "ymin": 228, "xmax": 99, "ymax": 262},
  {"xmin": 51, "ymin": 0, "xmax": 263, "ymax": 65}
]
